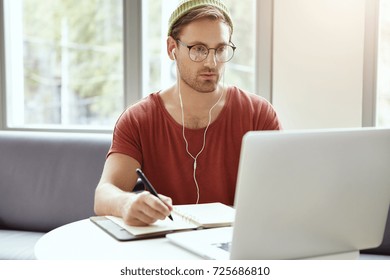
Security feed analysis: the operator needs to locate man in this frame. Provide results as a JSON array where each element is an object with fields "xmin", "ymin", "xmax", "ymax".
[{"xmin": 94, "ymin": 0, "xmax": 281, "ymax": 226}]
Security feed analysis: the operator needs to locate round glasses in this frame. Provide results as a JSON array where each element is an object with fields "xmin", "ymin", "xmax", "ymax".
[{"xmin": 177, "ymin": 40, "xmax": 236, "ymax": 63}]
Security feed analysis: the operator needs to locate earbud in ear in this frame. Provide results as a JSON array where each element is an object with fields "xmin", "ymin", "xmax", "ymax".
[{"xmin": 172, "ymin": 49, "xmax": 176, "ymax": 60}]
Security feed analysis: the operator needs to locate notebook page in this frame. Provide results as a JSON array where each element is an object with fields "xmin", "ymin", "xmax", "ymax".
[
  {"xmin": 106, "ymin": 215, "xmax": 196, "ymax": 236},
  {"xmin": 173, "ymin": 202, "xmax": 235, "ymax": 228}
]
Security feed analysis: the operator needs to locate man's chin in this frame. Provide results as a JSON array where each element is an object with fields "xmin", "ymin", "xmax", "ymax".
[{"xmin": 194, "ymin": 82, "xmax": 219, "ymax": 93}]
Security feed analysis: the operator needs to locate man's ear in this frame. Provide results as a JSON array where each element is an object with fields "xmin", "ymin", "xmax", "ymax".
[{"xmin": 167, "ymin": 36, "xmax": 177, "ymax": 61}]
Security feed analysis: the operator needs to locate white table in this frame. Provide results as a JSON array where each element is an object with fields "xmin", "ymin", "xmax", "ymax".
[
  {"xmin": 34, "ymin": 219, "xmax": 201, "ymax": 260},
  {"xmin": 35, "ymin": 219, "xmax": 390, "ymax": 260}
]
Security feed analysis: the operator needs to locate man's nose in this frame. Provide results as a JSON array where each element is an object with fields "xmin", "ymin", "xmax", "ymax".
[{"xmin": 203, "ymin": 49, "xmax": 217, "ymax": 67}]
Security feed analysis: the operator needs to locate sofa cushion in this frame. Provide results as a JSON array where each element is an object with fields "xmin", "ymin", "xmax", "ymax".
[
  {"xmin": 0, "ymin": 230, "xmax": 44, "ymax": 260},
  {"xmin": 0, "ymin": 131, "xmax": 111, "ymax": 232}
]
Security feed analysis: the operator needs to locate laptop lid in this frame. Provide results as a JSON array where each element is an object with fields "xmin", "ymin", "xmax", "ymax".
[
  {"xmin": 230, "ymin": 128, "xmax": 390, "ymax": 259},
  {"xmin": 167, "ymin": 128, "xmax": 390, "ymax": 259}
]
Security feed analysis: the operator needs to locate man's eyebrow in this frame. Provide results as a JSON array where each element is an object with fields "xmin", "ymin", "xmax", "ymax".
[{"xmin": 187, "ymin": 41, "xmax": 230, "ymax": 47}]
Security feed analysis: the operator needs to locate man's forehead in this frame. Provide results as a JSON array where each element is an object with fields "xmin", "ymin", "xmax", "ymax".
[{"xmin": 179, "ymin": 18, "xmax": 231, "ymax": 43}]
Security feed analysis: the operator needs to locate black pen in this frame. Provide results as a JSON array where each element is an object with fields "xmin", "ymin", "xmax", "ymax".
[{"xmin": 135, "ymin": 168, "xmax": 173, "ymax": 221}]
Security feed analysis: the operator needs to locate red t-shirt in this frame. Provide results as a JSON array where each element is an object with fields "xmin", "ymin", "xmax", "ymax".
[{"xmin": 109, "ymin": 86, "xmax": 281, "ymax": 205}]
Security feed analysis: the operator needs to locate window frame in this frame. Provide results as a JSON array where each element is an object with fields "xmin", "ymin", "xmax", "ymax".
[
  {"xmin": 362, "ymin": 0, "xmax": 380, "ymax": 127},
  {"xmin": 0, "ymin": 0, "xmax": 6, "ymax": 130}
]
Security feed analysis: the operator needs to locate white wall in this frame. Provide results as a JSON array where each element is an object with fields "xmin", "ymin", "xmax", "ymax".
[{"xmin": 272, "ymin": 0, "xmax": 366, "ymax": 129}]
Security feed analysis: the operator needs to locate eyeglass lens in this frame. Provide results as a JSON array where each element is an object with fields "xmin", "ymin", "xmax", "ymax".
[{"xmin": 189, "ymin": 45, "xmax": 235, "ymax": 62}]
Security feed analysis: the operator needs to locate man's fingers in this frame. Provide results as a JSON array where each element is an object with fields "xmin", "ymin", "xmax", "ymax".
[
  {"xmin": 158, "ymin": 194, "xmax": 173, "ymax": 211},
  {"xmin": 130, "ymin": 210, "xmax": 158, "ymax": 226},
  {"xmin": 124, "ymin": 192, "xmax": 172, "ymax": 225},
  {"xmin": 143, "ymin": 192, "xmax": 172, "ymax": 218}
]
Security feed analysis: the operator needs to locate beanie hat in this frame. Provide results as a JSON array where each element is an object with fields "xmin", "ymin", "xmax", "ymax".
[{"xmin": 167, "ymin": 0, "xmax": 233, "ymax": 36}]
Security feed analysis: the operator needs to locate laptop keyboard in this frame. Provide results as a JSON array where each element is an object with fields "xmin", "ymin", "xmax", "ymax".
[{"xmin": 213, "ymin": 242, "xmax": 231, "ymax": 252}]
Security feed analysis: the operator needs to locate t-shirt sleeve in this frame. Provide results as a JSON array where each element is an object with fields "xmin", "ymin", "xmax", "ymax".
[
  {"xmin": 107, "ymin": 106, "xmax": 143, "ymax": 165},
  {"xmin": 248, "ymin": 93, "xmax": 282, "ymax": 131},
  {"xmin": 259, "ymin": 100, "xmax": 282, "ymax": 130}
]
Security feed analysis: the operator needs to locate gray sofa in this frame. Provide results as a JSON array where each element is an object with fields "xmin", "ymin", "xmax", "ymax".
[
  {"xmin": 0, "ymin": 131, "xmax": 111, "ymax": 259},
  {"xmin": 0, "ymin": 131, "xmax": 389, "ymax": 260}
]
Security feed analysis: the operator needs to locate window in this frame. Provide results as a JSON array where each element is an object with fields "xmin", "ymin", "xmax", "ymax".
[
  {"xmin": 3, "ymin": 1, "xmax": 388, "ymax": 131},
  {"xmin": 2, "ymin": 0, "xmax": 257, "ymax": 131},
  {"xmin": 3, "ymin": 0, "xmax": 124, "ymax": 130},
  {"xmin": 376, "ymin": 0, "xmax": 390, "ymax": 127}
]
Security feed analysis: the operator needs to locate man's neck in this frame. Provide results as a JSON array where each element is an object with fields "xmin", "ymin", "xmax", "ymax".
[
  {"xmin": 160, "ymin": 84, "xmax": 227, "ymax": 129},
  {"xmin": 177, "ymin": 82, "xmax": 223, "ymax": 109}
]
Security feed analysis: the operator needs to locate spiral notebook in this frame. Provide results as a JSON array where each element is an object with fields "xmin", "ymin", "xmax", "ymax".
[{"xmin": 90, "ymin": 202, "xmax": 235, "ymax": 241}]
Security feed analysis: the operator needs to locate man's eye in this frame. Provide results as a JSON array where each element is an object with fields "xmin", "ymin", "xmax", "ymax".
[
  {"xmin": 217, "ymin": 46, "xmax": 227, "ymax": 53},
  {"xmin": 194, "ymin": 45, "xmax": 207, "ymax": 53}
]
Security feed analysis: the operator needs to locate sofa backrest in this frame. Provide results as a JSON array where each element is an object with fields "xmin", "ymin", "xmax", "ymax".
[{"xmin": 0, "ymin": 131, "xmax": 111, "ymax": 232}]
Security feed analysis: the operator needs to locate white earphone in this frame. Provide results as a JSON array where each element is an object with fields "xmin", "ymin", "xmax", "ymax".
[{"xmin": 172, "ymin": 48, "xmax": 176, "ymax": 60}]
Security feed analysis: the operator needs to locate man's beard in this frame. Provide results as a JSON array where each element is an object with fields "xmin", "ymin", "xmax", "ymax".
[{"xmin": 178, "ymin": 66, "xmax": 221, "ymax": 93}]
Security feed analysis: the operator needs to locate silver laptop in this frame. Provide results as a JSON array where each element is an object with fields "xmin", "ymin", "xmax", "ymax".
[{"xmin": 166, "ymin": 128, "xmax": 390, "ymax": 259}]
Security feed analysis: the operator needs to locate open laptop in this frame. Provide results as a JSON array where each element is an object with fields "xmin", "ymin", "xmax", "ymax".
[{"xmin": 166, "ymin": 128, "xmax": 390, "ymax": 259}]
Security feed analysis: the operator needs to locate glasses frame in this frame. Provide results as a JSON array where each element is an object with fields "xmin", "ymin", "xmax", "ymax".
[{"xmin": 176, "ymin": 40, "xmax": 236, "ymax": 63}]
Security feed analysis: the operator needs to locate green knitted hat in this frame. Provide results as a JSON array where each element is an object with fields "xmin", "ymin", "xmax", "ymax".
[{"xmin": 168, "ymin": 0, "xmax": 233, "ymax": 36}]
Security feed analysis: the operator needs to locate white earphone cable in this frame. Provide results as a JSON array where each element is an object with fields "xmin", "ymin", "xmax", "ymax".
[
  {"xmin": 175, "ymin": 54, "xmax": 226, "ymax": 203},
  {"xmin": 178, "ymin": 83, "xmax": 224, "ymax": 203}
]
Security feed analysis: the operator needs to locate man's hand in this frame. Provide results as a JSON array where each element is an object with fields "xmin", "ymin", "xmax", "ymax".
[{"xmin": 121, "ymin": 191, "xmax": 173, "ymax": 226}]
